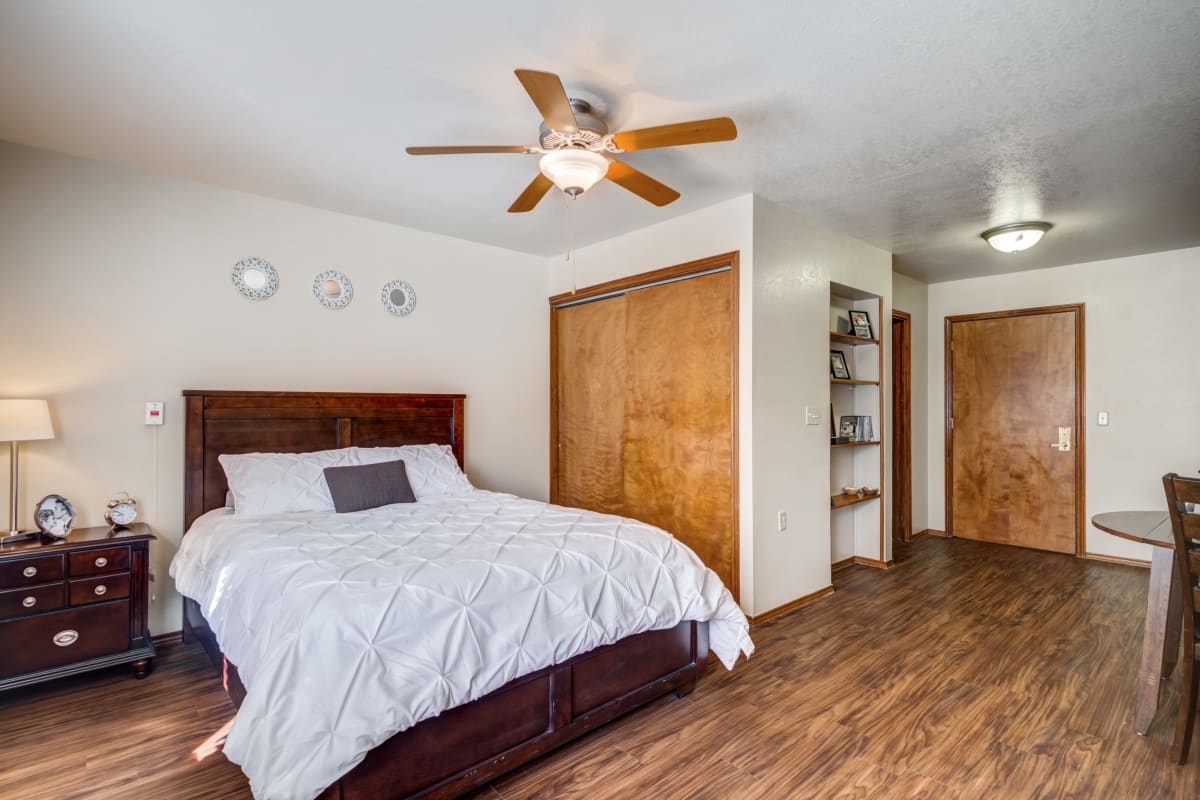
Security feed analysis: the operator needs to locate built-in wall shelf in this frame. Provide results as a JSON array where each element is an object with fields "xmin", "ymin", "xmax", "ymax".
[
  {"xmin": 831, "ymin": 492, "xmax": 880, "ymax": 511},
  {"xmin": 829, "ymin": 280, "xmax": 885, "ymax": 570},
  {"xmin": 830, "ymin": 332, "xmax": 879, "ymax": 348}
]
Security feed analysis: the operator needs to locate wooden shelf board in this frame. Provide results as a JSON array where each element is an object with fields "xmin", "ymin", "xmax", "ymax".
[
  {"xmin": 831, "ymin": 378, "xmax": 880, "ymax": 386},
  {"xmin": 830, "ymin": 332, "xmax": 880, "ymax": 347},
  {"xmin": 831, "ymin": 441, "xmax": 880, "ymax": 449},
  {"xmin": 831, "ymin": 492, "xmax": 881, "ymax": 511}
]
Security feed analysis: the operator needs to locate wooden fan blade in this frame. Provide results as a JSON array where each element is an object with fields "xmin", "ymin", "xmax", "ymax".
[
  {"xmin": 514, "ymin": 69, "xmax": 578, "ymax": 133},
  {"xmin": 605, "ymin": 160, "xmax": 680, "ymax": 207},
  {"xmin": 508, "ymin": 173, "xmax": 555, "ymax": 213},
  {"xmin": 611, "ymin": 117, "xmax": 737, "ymax": 152},
  {"xmin": 406, "ymin": 145, "xmax": 530, "ymax": 155}
]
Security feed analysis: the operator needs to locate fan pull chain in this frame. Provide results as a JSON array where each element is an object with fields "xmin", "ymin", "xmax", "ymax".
[{"xmin": 566, "ymin": 193, "xmax": 578, "ymax": 294}]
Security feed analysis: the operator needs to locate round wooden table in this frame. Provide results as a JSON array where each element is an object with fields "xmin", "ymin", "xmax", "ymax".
[{"xmin": 1091, "ymin": 511, "xmax": 1176, "ymax": 735}]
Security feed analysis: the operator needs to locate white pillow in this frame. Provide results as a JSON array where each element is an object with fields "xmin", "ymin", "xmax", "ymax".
[
  {"xmin": 353, "ymin": 444, "xmax": 472, "ymax": 498},
  {"xmin": 219, "ymin": 448, "xmax": 359, "ymax": 517}
]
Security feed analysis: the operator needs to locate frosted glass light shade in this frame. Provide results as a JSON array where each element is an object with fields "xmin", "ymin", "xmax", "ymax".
[
  {"xmin": 981, "ymin": 222, "xmax": 1052, "ymax": 253},
  {"xmin": 539, "ymin": 149, "xmax": 609, "ymax": 195},
  {"xmin": 0, "ymin": 399, "xmax": 54, "ymax": 442}
]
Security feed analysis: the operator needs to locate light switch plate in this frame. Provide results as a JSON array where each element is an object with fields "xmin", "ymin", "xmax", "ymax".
[
  {"xmin": 145, "ymin": 401, "xmax": 164, "ymax": 425},
  {"xmin": 1098, "ymin": 411, "xmax": 1109, "ymax": 426},
  {"xmin": 805, "ymin": 406, "xmax": 821, "ymax": 426}
]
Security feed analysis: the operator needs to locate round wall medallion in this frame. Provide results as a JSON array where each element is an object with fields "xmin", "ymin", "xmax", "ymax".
[
  {"xmin": 380, "ymin": 279, "xmax": 417, "ymax": 316},
  {"xmin": 313, "ymin": 270, "xmax": 353, "ymax": 309},
  {"xmin": 232, "ymin": 257, "xmax": 279, "ymax": 300}
]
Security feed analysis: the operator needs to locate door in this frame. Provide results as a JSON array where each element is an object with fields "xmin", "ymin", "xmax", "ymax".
[
  {"xmin": 946, "ymin": 305, "xmax": 1083, "ymax": 553},
  {"xmin": 891, "ymin": 311, "xmax": 912, "ymax": 542},
  {"xmin": 551, "ymin": 254, "xmax": 738, "ymax": 598}
]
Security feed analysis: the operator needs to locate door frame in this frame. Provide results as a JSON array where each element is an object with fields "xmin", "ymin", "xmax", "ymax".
[
  {"xmin": 891, "ymin": 310, "xmax": 913, "ymax": 542},
  {"xmin": 943, "ymin": 303, "xmax": 1086, "ymax": 554},
  {"xmin": 548, "ymin": 251, "xmax": 740, "ymax": 600}
]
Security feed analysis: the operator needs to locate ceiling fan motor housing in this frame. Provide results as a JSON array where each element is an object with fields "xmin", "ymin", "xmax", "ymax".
[{"xmin": 539, "ymin": 99, "xmax": 610, "ymax": 150}]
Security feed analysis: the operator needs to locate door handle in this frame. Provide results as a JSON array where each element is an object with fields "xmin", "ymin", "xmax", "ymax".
[{"xmin": 1049, "ymin": 426, "xmax": 1072, "ymax": 452}]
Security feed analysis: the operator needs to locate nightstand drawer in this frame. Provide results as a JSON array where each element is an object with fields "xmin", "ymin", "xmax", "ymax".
[
  {"xmin": 0, "ymin": 583, "xmax": 66, "ymax": 620},
  {"xmin": 69, "ymin": 573, "xmax": 130, "ymax": 606},
  {"xmin": 69, "ymin": 546, "xmax": 129, "ymax": 577},
  {"xmin": 0, "ymin": 601, "xmax": 129, "ymax": 679},
  {"xmin": 0, "ymin": 555, "xmax": 64, "ymax": 589}
]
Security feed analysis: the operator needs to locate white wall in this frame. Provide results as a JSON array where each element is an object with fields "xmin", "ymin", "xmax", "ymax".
[
  {"xmin": 546, "ymin": 195, "xmax": 758, "ymax": 610},
  {"xmin": 892, "ymin": 271, "xmax": 930, "ymax": 533},
  {"xmin": 752, "ymin": 198, "xmax": 893, "ymax": 612},
  {"xmin": 0, "ymin": 142, "xmax": 549, "ymax": 635},
  {"xmin": 926, "ymin": 246, "xmax": 1200, "ymax": 561}
]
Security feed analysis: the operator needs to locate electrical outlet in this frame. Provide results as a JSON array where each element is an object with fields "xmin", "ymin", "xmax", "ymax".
[
  {"xmin": 145, "ymin": 401, "xmax": 164, "ymax": 425},
  {"xmin": 777, "ymin": 510, "xmax": 787, "ymax": 532}
]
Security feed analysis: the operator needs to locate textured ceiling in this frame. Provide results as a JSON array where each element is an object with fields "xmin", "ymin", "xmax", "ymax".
[{"xmin": 0, "ymin": 1, "xmax": 1197, "ymax": 282}]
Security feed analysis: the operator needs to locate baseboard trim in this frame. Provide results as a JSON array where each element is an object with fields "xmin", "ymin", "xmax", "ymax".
[
  {"xmin": 918, "ymin": 529, "xmax": 950, "ymax": 538},
  {"xmin": 1083, "ymin": 552, "xmax": 1151, "ymax": 569},
  {"xmin": 852, "ymin": 556, "xmax": 893, "ymax": 570},
  {"xmin": 831, "ymin": 557, "xmax": 855, "ymax": 572},
  {"xmin": 152, "ymin": 630, "xmax": 184, "ymax": 649},
  {"xmin": 750, "ymin": 585, "xmax": 834, "ymax": 625}
]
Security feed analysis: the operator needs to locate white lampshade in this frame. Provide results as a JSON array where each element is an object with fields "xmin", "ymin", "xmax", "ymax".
[
  {"xmin": 539, "ymin": 149, "xmax": 609, "ymax": 196},
  {"xmin": 981, "ymin": 222, "xmax": 1052, "ymax": 253},
  {"xmin": 0, "ymin": 399, "xmax": 55, "ymax": 442}
]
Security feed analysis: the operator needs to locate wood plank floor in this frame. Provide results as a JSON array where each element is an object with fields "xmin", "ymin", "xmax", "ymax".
[{"xmin": 2, "ymin": 536, "xmax": 1196, "ymax": 799}]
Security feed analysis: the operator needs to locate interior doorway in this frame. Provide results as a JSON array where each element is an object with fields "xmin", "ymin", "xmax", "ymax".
[
  {"xmin": 944, "ymin": 304, "xmax": 1085, "ymax": 554},
  {"xmin": 891, "ymin": 310, "xmax": 913, "ymax": 542}
]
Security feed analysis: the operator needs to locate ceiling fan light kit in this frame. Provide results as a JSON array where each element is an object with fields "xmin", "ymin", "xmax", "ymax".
[
  {"xmin": 981, "ymin": 221, "xmax": 1053, "ymax": 253},
  {"xmin": 539, "ymin": 149, "xmax": 609, "ymax": 196},
  {"xmin": 406, "ymin": 68, "xmax": 737, "ymax": 213}
]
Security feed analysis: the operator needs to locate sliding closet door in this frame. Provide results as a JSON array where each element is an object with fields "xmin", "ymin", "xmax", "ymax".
[
  {"xmin": 554, "ymin": 297, "xmax": 626, "ymax": 516},
  {"xmin": 623, "ymin": 271, "xmax": 735, "ymax": 590},
  {"xmin": 551, "ymin": 254, "xmax": 738, "ymax": 598}
]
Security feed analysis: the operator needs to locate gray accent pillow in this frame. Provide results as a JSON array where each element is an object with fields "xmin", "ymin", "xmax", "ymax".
[{"xmin": 322, "ymin": 459, "xmax": 416, "ymax": 513}]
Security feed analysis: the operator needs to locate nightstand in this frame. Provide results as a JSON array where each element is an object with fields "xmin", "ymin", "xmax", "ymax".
[{"xmin": 0, "ymin": 523, "xmax": 155, "ymax": 690}]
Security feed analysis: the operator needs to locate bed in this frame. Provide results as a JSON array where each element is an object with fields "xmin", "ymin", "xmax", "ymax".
[{"xmin": 175, "ymin": 390, "xmax": 751, "ymax": 800}]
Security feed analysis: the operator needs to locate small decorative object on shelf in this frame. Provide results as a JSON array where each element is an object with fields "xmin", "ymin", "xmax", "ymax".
[
  {"xmin": 34, "ymin": 494, "xmax": 75, "ymax": 539},
  {"xmin": 830, "ymin": 350, "xmax": 851, "ymax": 380},
  {"xmin": 831, "ymin": 436, "xmax": 851, "ymax": 445},
  {"xmin": 838, "ymin": 416, "xmax": 859, "ymax": 441},
  {"xmin": 104, "ymin": 493, "xmax": 138, "ymax": 529},
  {"xmin": 849, "ymin": 309, "xmax": 873, "ymax": 339}
]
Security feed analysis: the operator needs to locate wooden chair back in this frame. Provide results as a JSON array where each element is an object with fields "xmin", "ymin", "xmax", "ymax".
[{"xmin": 1165, "ymin": 474, "xmax": 1200, "ymax": 633}]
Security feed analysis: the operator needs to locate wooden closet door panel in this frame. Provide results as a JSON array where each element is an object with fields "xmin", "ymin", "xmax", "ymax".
[
  {"xmin": 622, "ymin": 271, "xmax": 734, "ymax": 589},
  {"xmin": 950, "ymin": 311, "xmax": 1077, "ymax": 553},
  {"xmin": 555, "ymin": 297, "xmax": 627, "ymax": 515}
]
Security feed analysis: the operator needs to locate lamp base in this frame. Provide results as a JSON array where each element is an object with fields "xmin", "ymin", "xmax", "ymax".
[{"xmin": 1, "ymin": 531, "xmax": 41, "ymax": 546}]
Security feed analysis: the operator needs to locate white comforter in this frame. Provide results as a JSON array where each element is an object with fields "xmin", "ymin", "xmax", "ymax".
[{"xmin": 170, "ymin": 490, "xmax": 753, "ymax": 800}]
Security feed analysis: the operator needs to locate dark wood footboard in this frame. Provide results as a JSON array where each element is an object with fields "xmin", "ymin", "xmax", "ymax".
[{"xmin": 185, "ymin": 597, "xmax": 710, "ymax": 799}]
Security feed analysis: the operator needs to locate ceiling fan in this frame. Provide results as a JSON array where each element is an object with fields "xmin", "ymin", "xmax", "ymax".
[{"xmin": 406, "ymin": 69, "xmax": 737, "ymax": 213}]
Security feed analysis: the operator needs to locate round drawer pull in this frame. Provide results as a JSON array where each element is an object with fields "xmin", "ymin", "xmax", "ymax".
[
  {"xmin": 22, "ymin": 596, "xmax": 36, "ymax": 608},
  {"xmin": 53, "ymin": 629, "xmax": 79, "ymax": 647},
  {"xmin": 94, "ymin": 557, "xmax": 108, "ymax": 568},
  {"xmin": 93, "ymin": 585, "xmax": 108, "ymax": 596},
  {"xmin": 22, "ymin": 566, "xmax": 37, "ymax": 578}
]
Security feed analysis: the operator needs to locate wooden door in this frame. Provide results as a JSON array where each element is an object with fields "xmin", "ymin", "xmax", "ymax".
[
  {"xmin": 947, "ymin": 306, "xmax": 1083, "ymax": 553},
  {"xmin": 554, "ymin": 297, "xmax": 626, "ymax": 516},
  {"xmin": 891, "ymin": 311, "xmax": 912, "ymax": 542},
  {"xmin": 551, "ymin": 254, "xmax": 738, "ymax": 598},
  {"xmin": 623, "ymin": 271, "xmax": 734, "ymax": 588}
]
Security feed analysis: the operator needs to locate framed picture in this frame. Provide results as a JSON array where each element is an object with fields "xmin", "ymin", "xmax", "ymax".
[
  {"xmin": 830, "ymin": 350, "xmax": 851, "ymax": 379},
  {"xmin": 849, "ymin": 310, "xmax": 873, "ymax": 339},
  {"xmin": 838, "ymin": 416, "xmax": 859, "ymax": 441}
]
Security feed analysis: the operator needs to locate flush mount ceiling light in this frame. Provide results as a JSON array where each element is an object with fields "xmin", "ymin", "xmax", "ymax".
[
  {"xmin": 538, "ymin": 148, "xmax": 610, "ymax": 197},
  {"xmin": 981, "ymin": 222, "xmax": 1053, "ymax": 253}
]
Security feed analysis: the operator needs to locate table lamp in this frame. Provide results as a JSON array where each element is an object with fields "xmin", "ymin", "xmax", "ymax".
[{"xmin": 0, "ymin": 399, "xmax": 55, "ymax": 545}]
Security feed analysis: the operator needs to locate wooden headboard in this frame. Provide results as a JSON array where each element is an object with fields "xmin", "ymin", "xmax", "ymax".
[{"xmin": 182, "ymin": 391, "xmax": 465, "ymax": 530}]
